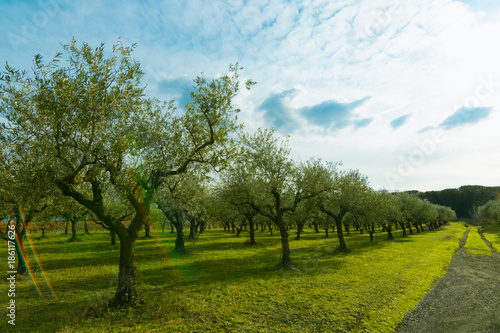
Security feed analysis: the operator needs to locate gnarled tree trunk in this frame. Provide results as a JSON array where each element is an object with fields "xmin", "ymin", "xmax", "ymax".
[
  {"xmin": 189, "ymin": 219, "xmax": 196, "ymax": 239},
  {"xmin": 278, "ymin": 224, "xmax": 292, "ymax": 269},
  {"xmin": 174, "ymin": 222, "xmax": 186, "ymax": 253},
  {"xmin": 249, "ymin": 219, "xmax": 256, "ymax": 244},
  {"xmin": 69, "ymin": 218, "xmax": 78, "ymax": 242},
  {"xmin": 335, "ymin": 216, "xmax": 348, "ymax": 252},
  {"xmin": 399, "ymin": 221, "xmax": 407, "ymax": 236},
  {"xmin": 144, "ymin": 222, "xmax": 151, "ymax": 238},
  {"xmin": 386, "ymin": 224, "xmax": 394, "ymax": 240},
  {"xmin": 112, "ymin": 232, "xmax": 138, "ymax": 307},
  {"xmin": 235, "ymin": 223, "xmax": 244, "ymax": 237},
  {"xmin": 15, "ymin": 221, "xmax": 27, "ymax": 275},
  {"xmin": 295, "ymin": 223, "xmax": 304, "ymax": 240}
]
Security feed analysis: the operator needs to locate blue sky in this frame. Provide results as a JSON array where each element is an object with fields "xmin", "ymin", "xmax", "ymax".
[{"xmin": 1, "ymin": 0, "xmax": 499, "ymax": 191}]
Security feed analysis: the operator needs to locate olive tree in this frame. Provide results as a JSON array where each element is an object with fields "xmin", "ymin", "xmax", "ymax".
[
  {"xmin": 233, "ymin": 129, "xmax": 333, "ymax": 268},
  {"xmin": 479, "ymin": 200, "xmax": 500, "ymax": 225},
  {"xmin": 438, "ymin": 205, "xmax": 456, "ymax": 225},
  {"xmin": 217, "ymin": 159, "xmax": 261, "ymax": 244},
  {"xmin": 208, "ymin": 194, "xmax": 240, "ymax": 232},
  {"xmin": 58, "ymin": 198, "xmax": 89, "ymax": 242},
  {"xmin": 395, "ymin": 192, "xmax": 423, "ymax": 235},
  {"xmin": 155, "ymin": 173, "xmax": 213, "ymax": 252},
  {"xmin": 0, "ymin": 147, "xmax": 54, "ymax": 274},
  {"xmin": 292, "ymin": 199, "xmax": 317, "ymax": 240},
  {"xmin": 356, "ymin": 190, "xmax": 391, "ymax": 242},
  {"xmin": 316, "ymin": 169, "xmax": 371, "ymax": 252},
  {"xmin": 379, "ymin": 192, "xmax": 403, "ymax": 240},
  {"xmin": 416, "ymin": 200, "xmax": 438, "ymax": 231},
  {"xmin": 1, "ymin": 40, "xmax": 153, "ymax": 305}
]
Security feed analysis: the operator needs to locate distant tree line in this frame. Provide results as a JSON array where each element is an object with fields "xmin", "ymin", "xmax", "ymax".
[{"xmin": 401, "ymin": 185, "xmax": 500, "ymax": 219}]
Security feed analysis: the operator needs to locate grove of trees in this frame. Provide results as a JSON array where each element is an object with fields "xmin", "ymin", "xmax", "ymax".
[{"xmin": 0, "ymin": 39, "xmax": 458, "ymax": 308}]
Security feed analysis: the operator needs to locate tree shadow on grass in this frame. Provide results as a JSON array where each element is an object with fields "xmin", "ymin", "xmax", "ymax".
[
  {"xmin": 13, "ymin": 299, "xmax": 87, "ymax": 332},
  {"xmin": 33, "ymin": 252, "xmax": 120, "ymax": 271},
  {"xmin": 137, "ymin": 244, "xmax": 349, "ymax": 290},
  {"xmin": 6, "ymin": 226, "xmax": 461, "ymax": 333},
  {"xmin": 138, "ymin": 226, "xmax": 457, "ymax": 290}
]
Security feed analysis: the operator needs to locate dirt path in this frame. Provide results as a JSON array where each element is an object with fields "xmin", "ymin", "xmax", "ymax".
[{"xmin": 395, "ymin": 228, "xmax": 500, "ymax": 333}]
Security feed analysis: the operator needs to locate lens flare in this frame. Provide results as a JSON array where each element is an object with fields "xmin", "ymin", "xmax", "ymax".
[
  {"xmin": 8, "ymin": 211, "xmax": 42, "ymax": 296},
  {"xmin": 151, "ymin": 232, "xmax": 185, "ymax": 282},
  {"xmin": 16, "ymin": 201, "xmax": 57, "ymax": 297}
]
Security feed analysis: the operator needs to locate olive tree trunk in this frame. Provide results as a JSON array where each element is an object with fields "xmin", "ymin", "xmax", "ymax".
[
  {"xmin": 278, "ymin": 224, "xmax": 292, "ymax": 269},
  {"xmin": 15, "ymin": 221, "xmax": 26, "ymax": 275},
  {"xmin": 69, "ymin": 219, "xmax": 78, "ymax": 242},
  {"xmin": 174, "ymin": 222, "xmax": 186, "ymax": 254},
  {"xmin": 335, "ymin": 216, "xmax": 348, "ymax": 252},
  {"xmin": 386, "ymin": 224, "xmax": 394, "ymax": 240},
  {"xmin": 112, "ymin": 232, "xmax": 138, "ymax": 306},
  {"xmin": 84, "ymin": 221, "xmax": 90, "ymax": 235}
]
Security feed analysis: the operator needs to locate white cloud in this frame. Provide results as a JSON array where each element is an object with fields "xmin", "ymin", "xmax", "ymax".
[{"xmin": 1, "ymin": 0, "xmax": 499, "ymax": 191}]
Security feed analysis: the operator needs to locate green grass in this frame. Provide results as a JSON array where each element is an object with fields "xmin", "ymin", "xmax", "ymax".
[
  {"xmin": 463, "ymin": 227, "xmax": 492, "ymax": 256},
  {"xmin": 480, "ymin": 223, "xmax": 500, "ymax": 252},
  {"xmin": 1, "ymin": 223, "xmax": 465, "ymax": 332}
]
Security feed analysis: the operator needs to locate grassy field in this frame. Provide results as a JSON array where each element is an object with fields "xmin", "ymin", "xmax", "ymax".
[
  {"xmin": 1, "ymin": 222, "xmax": 466, "ymax": 332},
  {"xmin": 463, "ymin": 227, "xmax": 492, "ymax": 256},
  {"xmin": 481, "ymin": 223, "xmax": 500, "ymax": 251}
]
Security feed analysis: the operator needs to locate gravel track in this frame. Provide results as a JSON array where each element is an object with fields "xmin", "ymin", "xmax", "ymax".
[{"xmin": 395, "ymin": 227, "xmax": 500, "ymax": 333}]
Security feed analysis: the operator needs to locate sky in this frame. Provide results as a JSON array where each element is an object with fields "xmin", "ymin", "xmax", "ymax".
[{"xmin": 1, "ymin": 0, "xmax": 499, "ymax": 191}]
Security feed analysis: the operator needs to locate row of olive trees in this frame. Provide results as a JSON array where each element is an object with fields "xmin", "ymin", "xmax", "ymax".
[{"xmin": 211, "ymin": 128, "xmax": 456, "ymax": 268}]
